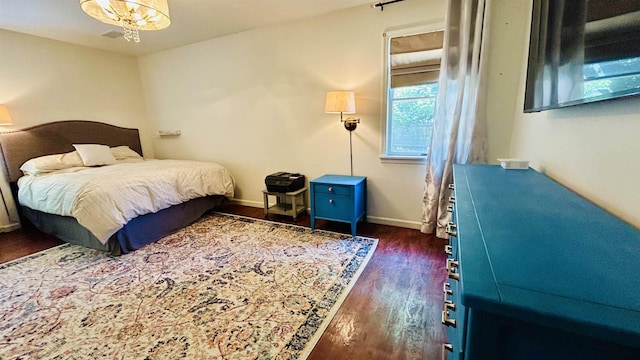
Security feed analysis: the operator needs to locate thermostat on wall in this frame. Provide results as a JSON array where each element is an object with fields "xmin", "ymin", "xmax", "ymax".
[
  {"xmin": 158, "ymin": 130, "xmax": 181, "ymax": 136},
  {"xmin": 497, "ymin": 158, "xmax": 529, "ymax": 170}
]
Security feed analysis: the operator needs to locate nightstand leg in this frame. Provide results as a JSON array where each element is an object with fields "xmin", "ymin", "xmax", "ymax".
[{"xmin": 351, "ymin": 221, "xmax": 357, "ymax": 238}]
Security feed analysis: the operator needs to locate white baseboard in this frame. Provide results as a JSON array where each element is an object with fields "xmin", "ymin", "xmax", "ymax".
[
  {"xmin": 230, "ymin": 198, "xmax": 264, "ymax": 208},
  {"xmin": 365, "ymin": 216, "xmax": 421, "ymax": 230},
  {"xmin": 0, "ymin": 222, "xmax": 21, "ymax": 233},
  {"xmin": 228, "ymin": 199, "xmax": 421, "ymax": 230}
]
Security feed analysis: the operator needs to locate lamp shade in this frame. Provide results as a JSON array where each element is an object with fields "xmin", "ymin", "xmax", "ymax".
[
  {"xmin": 325, "ymin": 91, "xmax": 356, "ymax": 114},
  {"xmin": 0, "ymin": 105, "xmax": 12, "ymax": 125}
]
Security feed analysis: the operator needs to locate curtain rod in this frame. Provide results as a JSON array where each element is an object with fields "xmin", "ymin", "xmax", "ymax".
[{"xmin": 373, "ymin": 0, "xmax": 405, "ymax": 11}]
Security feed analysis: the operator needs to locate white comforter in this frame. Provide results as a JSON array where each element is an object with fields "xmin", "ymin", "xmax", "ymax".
[{"xmin": 17, "ymin": 159, "xmax": 235, "ymax": 244}]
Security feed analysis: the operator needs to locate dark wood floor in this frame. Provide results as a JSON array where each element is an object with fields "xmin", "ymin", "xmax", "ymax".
[{"xmin": 0, "ymin": 203, "xmax": 448, "ymax": 360}]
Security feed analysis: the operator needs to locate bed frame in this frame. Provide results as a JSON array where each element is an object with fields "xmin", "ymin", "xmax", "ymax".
[{"xmin": 0, "ymin": 120, "xmax": 225, "ymax": 255}]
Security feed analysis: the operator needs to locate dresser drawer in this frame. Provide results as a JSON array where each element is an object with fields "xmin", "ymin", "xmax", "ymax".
[
  {"xmin": 314, "ymin": 193, "xmax": 353, "ymax": 220},
  {"xmin": 313, "ymin": 183, "xmax": 352, "ymax": 196}
]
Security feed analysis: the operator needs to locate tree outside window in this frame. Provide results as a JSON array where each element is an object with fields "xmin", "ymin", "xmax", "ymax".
[{"xmin": 388, "ymin": 83, "xmax": 438, "ymax": 156}]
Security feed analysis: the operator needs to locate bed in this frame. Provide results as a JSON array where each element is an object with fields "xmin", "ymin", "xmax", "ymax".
[{"xmin": 0, "ymin": 120, "xmax": 234, "ymax": 255}]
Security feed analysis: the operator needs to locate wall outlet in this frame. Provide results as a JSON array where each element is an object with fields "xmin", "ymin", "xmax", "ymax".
[{"xmin": 158, "ymin": 130, "xmax": 181, "ymax": 136}]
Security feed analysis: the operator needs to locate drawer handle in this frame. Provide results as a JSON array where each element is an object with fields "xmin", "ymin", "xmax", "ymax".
[
  {"xmin": 442, "ymin": 343, "xmax": 454, "ymax": 360},
  {"xmin": 443, "ymin": 282, "xmax": 453, "ymax": 295},
  {"xmin": 448, "ymin": 184, "xmax": 455, "ymax": 190},
  {"xmin": 328, "ymin": 186, "xmax": 333, "ymax": 192},
  {"xmin": 446, "ymin": 258, "xmax": 459, "ymax": 281},
  {"xmin": 442, "ymin": 302, "xmax": 456, "ymax": 327},
  {"xmin": 443, "ymin": 282, "xmax": 453, "ymax": 303},
  {"xmin": 446, "ymin": 222, "xmax": 457, "ymax": 237},
  {"xmin": 444, "ymin": 245, "xmax": 452, "ymax": 255},
  {"xmin": 448, "ymin": 196, "xmax": 456, "ymax": 204},
  {"xmin": 444, "ymin": 298, "xmax": 456, "ymax": 311},
  {"xmin": 328, "ymin": 199, "xmax": 334, "ymax": 204},
  {"xmin": 446, "ymin": 204, "xmax": 453, "ymax": 213}
]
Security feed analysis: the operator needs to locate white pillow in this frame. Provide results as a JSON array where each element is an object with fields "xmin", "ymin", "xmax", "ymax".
[
  {"xmin": 110, "ymin": 145, "xmax": 142, "ymax": 160},
  {"xmin": 73, "ymin": 144, "xmax": 116, "ymax": 166},
  {"xmin": 20, "ymin": 151, "xmax": 84, "ymax": 176}
]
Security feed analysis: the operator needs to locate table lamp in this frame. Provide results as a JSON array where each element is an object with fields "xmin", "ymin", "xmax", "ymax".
[{"xmin": 325, "ymin": 91, "xmax": 360, "ymax": 176}]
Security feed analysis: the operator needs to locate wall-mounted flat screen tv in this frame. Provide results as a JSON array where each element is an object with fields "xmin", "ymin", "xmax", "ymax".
[{"xmin": 524, "ymin": 0, "xmax": 640, "ymax": 112}]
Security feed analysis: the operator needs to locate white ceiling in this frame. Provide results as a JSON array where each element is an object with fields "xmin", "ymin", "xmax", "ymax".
[{"xmin": 0, "ymin": 0, "xmax": 376, "ymax": 56}]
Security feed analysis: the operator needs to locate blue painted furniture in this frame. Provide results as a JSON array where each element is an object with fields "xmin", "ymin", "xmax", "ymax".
[
  {"xmin": 310, "ymin": 175, "xmax": 366, "ymax": 237},
  {"xmin": 443, "ymin": 165, "xmax": 640, "ymax": 360}
]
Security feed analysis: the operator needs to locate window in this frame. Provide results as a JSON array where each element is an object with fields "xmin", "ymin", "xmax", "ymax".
[
  {"xmin": 583, "ymin": 57, "xmax": 640, "ymax": 99},
  {"xmin": 388, "ymin": 83, "xmax": 438, "ymax": 156},
  {"xmin": 382, "ymin": 27, "xmax": 444, "ymax": 160}
]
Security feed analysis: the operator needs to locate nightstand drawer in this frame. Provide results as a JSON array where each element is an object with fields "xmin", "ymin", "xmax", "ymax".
[
  {"xmin": 313, "ymin": 184, "xmax": 351, "ymax": 196},
  {"xmin": 314, "ymin": 193, "xmax": 353, "ymax": 220}
]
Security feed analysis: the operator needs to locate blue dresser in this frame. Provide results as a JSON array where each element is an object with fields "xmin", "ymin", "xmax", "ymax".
[
  {"xmin": 444, "ymin": 165, "xmax": 640, "ymax": 359},
  {"xmin": 310, "ymin": 175, "xmax": 366, "ymax": 237}
]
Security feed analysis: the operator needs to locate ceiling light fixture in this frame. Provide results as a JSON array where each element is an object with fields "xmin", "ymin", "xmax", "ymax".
[{"xmin": 80, "ymin": 0, "xmax": 171, "ymax": 43}]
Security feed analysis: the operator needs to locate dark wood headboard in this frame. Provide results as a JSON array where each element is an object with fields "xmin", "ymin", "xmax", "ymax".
[{"xmin": 0, "ymin": 121, "xmax": 142, "ymax": 183}]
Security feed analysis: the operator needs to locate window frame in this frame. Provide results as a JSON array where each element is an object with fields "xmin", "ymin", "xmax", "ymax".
[{"xmin": 380, "ymin": 23, "xmax": 444, "ymax": 164}]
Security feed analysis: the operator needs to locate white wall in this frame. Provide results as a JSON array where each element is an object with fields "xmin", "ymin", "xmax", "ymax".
[
  {"xmin": 485, "ymin": 0, "xmax": 640, "ymax": 229},
  {"xmin": 0, "ymin": 29, "xmax": 152, "ymax": 153},
  {"xmin": 0, "ymin": 29, "xmax": 152, "ymax": 226},
  {"xmin": 138, "ymin": 0, "xmax": 446, "ymax": 228}
]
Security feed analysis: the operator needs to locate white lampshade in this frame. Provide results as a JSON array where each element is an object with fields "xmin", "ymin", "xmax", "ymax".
[
  {"xmin": 0, "ymin": 105, "xmax": 13, "ymax": 125},
  {"xmin": 325, "ymin": 91, "xmax": 356, "ymax": 114}
]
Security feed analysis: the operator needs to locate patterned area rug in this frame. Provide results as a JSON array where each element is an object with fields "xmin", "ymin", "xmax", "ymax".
[{"xmin": 0, "ymin": 213, "xmax": 377, "ymax": 359}]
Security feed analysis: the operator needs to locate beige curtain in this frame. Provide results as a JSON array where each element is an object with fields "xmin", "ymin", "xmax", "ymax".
[
  {"xmin": 421, "ymin": 0, "xmax": 490, "ymax": 238},
  {"xmin": 390, "ymin": 31, "xmax": 444, "ymax": 88}
]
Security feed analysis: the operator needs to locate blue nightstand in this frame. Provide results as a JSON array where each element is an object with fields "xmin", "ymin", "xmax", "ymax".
[{"xmin": 309, "ymin": 175, "xmax": 367, "ymax": 237}]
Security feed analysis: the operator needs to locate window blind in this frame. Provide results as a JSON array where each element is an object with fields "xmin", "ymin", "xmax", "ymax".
[{"xmin": 390, "ymin": 30, "xmax": 444, "ymax": 88}]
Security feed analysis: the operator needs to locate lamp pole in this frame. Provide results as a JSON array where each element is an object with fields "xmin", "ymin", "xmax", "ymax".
[
  {"xmin": 349, "ymin": 130, "xmax": 354, "ymax": 176},
  {"xmin": 342, "ymin": 117, "xmax": 359, "ymax": 176}
]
